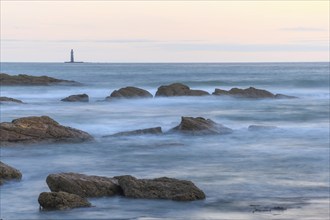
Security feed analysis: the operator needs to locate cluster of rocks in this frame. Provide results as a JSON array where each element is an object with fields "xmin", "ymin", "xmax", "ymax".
[
  {"xmin": 0, "ymin": 161, "xmax": 22, "ymax": 185},
  {"xmin": 38, "ymin": 172, "xmax": 205, "ymax": 210}
]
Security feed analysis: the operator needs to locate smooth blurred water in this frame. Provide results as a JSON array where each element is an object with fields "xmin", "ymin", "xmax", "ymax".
[{"xmin": 0, "ymin": 62, "xmax": 329, "ymax": 219}]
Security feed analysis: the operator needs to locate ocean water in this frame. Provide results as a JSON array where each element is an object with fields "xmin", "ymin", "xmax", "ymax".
[{"xmin": 0, "ymin": 62, "xmax": 329, "ymax": 220}]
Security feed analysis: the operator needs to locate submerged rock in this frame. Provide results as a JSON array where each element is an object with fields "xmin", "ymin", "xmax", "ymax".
[
  {"xmin": 104, "ymin": 127, "xmax": 162, "ymax": 137},
  {"xmin": 169, "ymin": 117, "xmax": 232, "ymax": 135},
  {"xmin": 274, "ymin": 94, "xmax": 297, "ymax": 99},
  {"xmin": 106, "ymin": 87, "xmax": 153, "ymax": 100},
  {"xmin": 213, "ymin": 87, "xmax": 297, "ymax": 99},
  {"xmin": 61, "ymin": 94, "xmax": 89, "ymax": 102},
  {"xmin": 0, "ymin": 73, "xmax": 81, "ymax": 86},
  {"xmin": 46, "ymin": 172, "xmax": 122, "ymax": 197},
  {"xmin": 0, "ymin": 96, "xmax": 23, "ymax": 104},
  {"xmin": 38, "ymin": 191, "xmax": 91, "ymax": 210},
  {"xmin": 0, "ymin": 161, "xmax": 22, "ymax": 185},
  {"xmin": 115, "ymin": 175, "xmax": 205, "ymax": 201},
  {"xmin": 248, "ymin": 125, "xmax": 278, "ymax": 131},
  {"xmin": 155, "ymin": 83, "xmax": 209, "ymax": 97},
  {"xmin": 0, "ymin": 116, "xmax": 93, "ymax": 146}
]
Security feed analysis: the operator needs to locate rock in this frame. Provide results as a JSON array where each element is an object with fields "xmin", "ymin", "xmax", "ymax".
[
  {"xmin": 0, "ymin": 73, "xmax": 81, "ymax": 86},
  {"xmin": 115, "ymin": 175, "xmax": 205, "ymax": 201},
  {"xmin": 61, "ymin": 94, "xmax": 89, "ymax": 102},
  {"xmin": 38, "ymin": 191, "xmax": 91, "ymax": 210},
  {"xmin": 274, "ymin": 94, "xmax": 297, "ymax": 99},
  {"xmin": 106, "ymin": 87, "xmax": 153, "ymax": 100},
  {"xmin": 46, "ymin": 172, "xmax": 122, "ymax": 197},
  {"xmin": 103, "ymin": 127, "xmax": 162, "ymax": 137},
  {"xmin": 0, "ymin": 96, "xmax": 23, "ymax": 104},
  {"xmin": 0, "ymin": 116, "xmax": 93, "ymax": 146},
  {"xmin": 169, "ymin": 117, "xmax": 232, "ymax": 135},
  {"xmin": 155, "ymin": 83, "xmax": 209, "ymax": 97},
  {"xmin": 248, "ymin": 125, "xmax": 278, "ymax": 131},
  {"xmin": 0, "ymin": 161, "xmax": 22, "ymax": 185},
  {"xmin": 213, "ymin": 87, "xmax": 275, "ymax": 98}
]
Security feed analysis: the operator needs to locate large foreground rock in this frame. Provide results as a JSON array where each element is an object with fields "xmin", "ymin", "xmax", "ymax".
[
  {"xmin": 213, "ymin": 87, "xmax": 297, "ymax": 99},
  {"xmin": 0, "ymin": 161, "xmax": 22, "ymax": 185},
  {"xmin": 0, "ymin": 116, "xmax": 93, "ymax": 146},
  {"xmin": 106, "ymin": 87, "xmax": 153, "ymax": 100},
  {"xmin": 169, "ymin": 117, "xmax": 232, "ymax": 135},
  {"xmin": 61, "ymin": 94, "xmax": 89, "ymax": 102},
  {"xmin": 104, "ymin": 127, "xmax": 162, "ymax": 137},
  {"xmin": 0, "ymin": 96, "xmax": 23, "ymax": 104},
  {"xmin": 0, "ymin": 73, "xmax": 80, "ymax": 86},
  {"xmin": 38, "ymin": 191, "xmax": 91, "ymax": 210},
  {"xmin": 115, "ymin": 175, "xmax": 205, "ymax": 201},
  {"xmin": 155, "ymin": 83, "xmax": 209, "ymax": 97},
  {"xmin": 46, "ymin": 173, "xmax": 122, "ymax": 197}
]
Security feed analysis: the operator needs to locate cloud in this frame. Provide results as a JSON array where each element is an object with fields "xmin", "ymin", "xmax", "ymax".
[{"xmin": 279, "ymin": 27, "xmax": 327, "ymax": 32}]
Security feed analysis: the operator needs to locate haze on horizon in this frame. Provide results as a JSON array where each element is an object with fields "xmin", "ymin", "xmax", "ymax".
[{"xmin": 1, "ymin": 1, "xmax": 329, "ymax": 62}]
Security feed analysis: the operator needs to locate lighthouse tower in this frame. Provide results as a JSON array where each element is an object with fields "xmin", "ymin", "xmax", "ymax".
[{"xmin": 70, "ymin": 49, "xmax": 74, "ymax": 63}]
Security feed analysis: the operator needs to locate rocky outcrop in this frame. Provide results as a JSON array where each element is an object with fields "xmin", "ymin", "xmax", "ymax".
[
  {"xmin": 169, "ymin": 117, "xmax": 232, "ymax": 135},
  {"xmin": 104, "ymin": 127, "xmax": 162, "ymax": 137},
  {"xmin": 274, "ymin": 94, "xmax": 297, "ymax": 99},
  {"xmin": 0, "ymin": 161, "xmax": 22, "ymax": 185},
  {"xmin": 0, "ymin": 96, "xmax": 23, "ymax": 104},
  {"xmin": 213, "ymin": 87, "xmax": 297, "ymax": 99},
  {"xmin": 0, "ymin": 73, "xmax": 81, "ymax": 86},
  {"xmin": 0, "ymin": 116, "xmax": 93, "ymax": 146},
  {"xmin": 38, "ymin": 191, "xmax": 91, "ymax": 210},
  {"xmin": 115, "ymin": 175, "xmax": 205, "ymax": 201},
  {"xmin": 248, "ymin": 125, "xmax": 278, "ymax": 131},
  {"xmin": 46, "ymin": 173, "xmax": 122, "ymax": 197},
  {"xmin": 106, "ymin": 87, "xmax": 153, "ymax": 100},
  {"xmin": 155, "ymin": 83, "xmax": 209, "ymax": 97},
  {"xmin": 61, "ymin": 94, "xmax": 89, "ymax": 102}
]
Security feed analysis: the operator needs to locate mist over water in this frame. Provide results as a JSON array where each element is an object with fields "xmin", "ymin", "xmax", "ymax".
[{"xmin": 0, "ymin": 62, "xmax": 329, "ymax": 219}]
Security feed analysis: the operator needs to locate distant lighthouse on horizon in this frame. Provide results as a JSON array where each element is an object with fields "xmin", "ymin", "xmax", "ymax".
[{"xmin": 65, "ymin": 49, "xmax": 84, "ymax": 63}]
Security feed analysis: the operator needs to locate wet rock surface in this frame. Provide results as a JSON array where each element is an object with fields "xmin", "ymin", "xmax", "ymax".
[
  {"xmin": 169, "ymin": 117, "xmax": 233, "ymax": 135},
  {"xmin": 38, "ymin": 191, "xmax": 91, "ymax": 210},
  {"xmin": 0, "ymin": 116, "xmax": 93, "ymax": 146},
  {"xmin": 248, "ymin": 125, "xmax": 278, "ymax": 131},
  {"xmin": 46, "ymin": 172, "xmax": 122, "ymax": 197},
  {"xmin": 155, "ymin": 83, "xmax": 209, "ymax": 97},
  {"xmin": 0, "ymin": 73, "xmax": 80, "ymax": 86},
  {"xmin": 0, "ymin": 161, "xmax": 22, "ymax": 185},
  {"xmin": 104, "ymin": 127, "xmax": 162, "ymax": 137},
  {"xmin": 115, "ymin": 175, "xmax": 206, "ymax": 201},
  {"xmin": 213, "ymin": 87, "xmax": 296, "ymax": 99},
  {"xmin": 106, "ymin": 86, "xmax": 153, "ymax": 100},
  {"xmin": 61, "ymin": 94, "xmax": 89, "ymax": 102},
  {"xmin": 0, "ymin": 96, "xmax": 23, "ymax": 104}
]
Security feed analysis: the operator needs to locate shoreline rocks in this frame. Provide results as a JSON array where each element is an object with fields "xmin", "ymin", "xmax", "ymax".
[
  {"xmin": 0, "ymin": 161, "xmax": 22, "ymax": 185},
  {"xmin": 103, "ymin": 127, "xmax": 162, "ymax": 137},
  {"xmin": 156, "ymin": 83, "xmax": 209, "ymax": 97},
  {"xmin": 38, "ymin": 191, "xmax": 91, "ymax": 210},
  {"xmin": 169, "ymin": 117, "xmax": 233, "ymax": 135},
  {"xmin": 61, "ymin": 94, "xmax": 89, "ymax": 102},
  {"xmin": 1, "ymin": 73, "xmax": 81, "ymax": 86},
  {"xmin": 106, "ymin": 86, "xmax": 153, "ymax": 100},
  {"xmin": 0, "ymin": 116, "xmax": 93, "ymax": 146},
  {"xmin": 0, "ymin": 96, "xmax": 23, "ymax": 104}
]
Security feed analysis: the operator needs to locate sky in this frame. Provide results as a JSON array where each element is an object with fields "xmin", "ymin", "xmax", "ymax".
[{"xmin": 1, "ymin": 1, "xmax": 329, "ymax": 62}]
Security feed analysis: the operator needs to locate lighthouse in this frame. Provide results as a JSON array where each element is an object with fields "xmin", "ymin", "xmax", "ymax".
[{"xmin": 65, "ymin": 49, "xmax": 83, "ymax": 63}]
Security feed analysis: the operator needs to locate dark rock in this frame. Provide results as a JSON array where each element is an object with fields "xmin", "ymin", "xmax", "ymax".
[
  {"xmin": 274, "ymin": 94, "xmax": 297, "ymax": 99},
  {"xmin": 155, "ymin": 83, "xmax": 209, "ymax": 97},
  {"xmin": 106, "ymin": 87, "xmax": 153, "ymax": 100},
  {"xmin": 115, "ymin": 175, "xmax": 205, "ymax": 201},
  {"xmin": 251, "ymin": 205, "xmax": 287, "ymax": 213},
  {"xmin": 0, "ymin": 161, "xmax": 22, "ymax": 185},
  {"xmin": 0, "ymin": 73, "xmax": 81, "ymax": 86},
  {"xmin": 46, "ymin": 172, "xmax": 122, "ymax": 197},
  {"xmin": 61, "ymin": 94, "xmax": 89, "ymax": 102},
  {"xmin": 38, "ymin": 191, "xmax": 91, "ymax": 210},
  {"xmin": 0, "ymin": 96, "xmax": 23, "ymax": 104},
  {"xmin": 0, "ymin": 116, "xmax": 93, "ymax": 146},
  {"xmin": 248, "ymin": 125, "xmax": 278, "ymax": 131},
  {"xmin": 213, "ymin": 87, "xmax": 275, "ymax": 98},
  {"xmin": 104, "ymin": 127, "xmax": 162, "ymax": 137},
  {"xmin": 169, "ymin": 117, "xmax": 232, "ymax": 135}
]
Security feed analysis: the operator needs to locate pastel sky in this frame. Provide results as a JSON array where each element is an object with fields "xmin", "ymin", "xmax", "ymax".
[{"xmin": 1, "ymin": 1, "xmax": 329, "ymax": 62}]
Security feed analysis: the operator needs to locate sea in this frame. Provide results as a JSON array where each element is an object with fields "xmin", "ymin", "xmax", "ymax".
[{"xmin": 0, "ymin": 62, "xmax": 329, "ymax": 220}]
